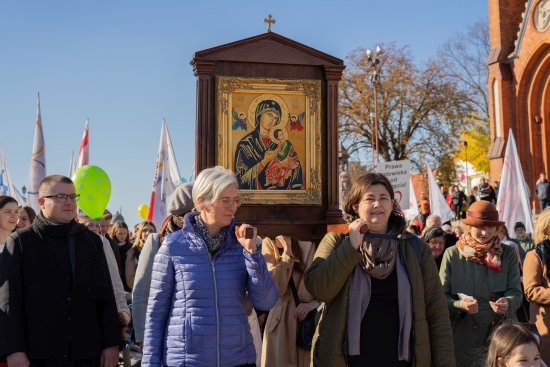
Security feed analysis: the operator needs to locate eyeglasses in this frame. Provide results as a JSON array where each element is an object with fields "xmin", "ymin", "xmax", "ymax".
[
  {"xmin": 217, "ymin": 197, "xmax": 242, "ymax": 208},
  {"xmin": 42, "ymin": 194, "xmax": 80, "ymax": 203}
]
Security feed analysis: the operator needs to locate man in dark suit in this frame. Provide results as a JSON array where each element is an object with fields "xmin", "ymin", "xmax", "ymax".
[{"xmin": 0, "ymin": 175, "xmax": 119, "ymax": 367}]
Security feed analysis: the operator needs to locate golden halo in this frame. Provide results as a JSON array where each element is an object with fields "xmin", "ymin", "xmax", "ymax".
[
  {"xmin": 247, "ymin": 94, "xmax": 289, "ymax": 131},
  {"xmin": 269, "ymin": 126, "xmax": 289, "ymax": 144}
]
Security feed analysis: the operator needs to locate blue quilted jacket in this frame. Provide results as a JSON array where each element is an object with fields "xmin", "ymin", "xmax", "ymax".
[{"xmin": 142, "ymin": 212, "xmax": 278, "ymax": 367}]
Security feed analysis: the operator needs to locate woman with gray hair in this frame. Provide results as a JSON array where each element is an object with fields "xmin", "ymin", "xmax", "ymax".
[
  {"xmin": 422, "ymin": 226, "xmax": 447, "ymax": 270},
  {"xmin": 142, "ymin": 166, "xmax": 278, "ymax": 367}
]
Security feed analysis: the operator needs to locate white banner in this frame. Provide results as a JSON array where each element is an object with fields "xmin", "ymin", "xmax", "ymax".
[
  {"xmin": 0, "ymin": 145, "xmax": 27, "ymax": 205},
  {"xmin": 403, "ymin": 178, "xmax": 419, "ymax": 220},
  {"xmin": 147, "ymin": 119, "xmax": 182, "ymax": 229},
  {"xmin": 427, "ymin": 164, "xmax": 454, "ymax": 223},
  {"xmin": 496, "ymin": 129, "xmax": 534, "ymax": 235},
  {"xmin": 27, "ymin": 93, "xmax": 46, "ymax": 212},
  {"xmin": 377, "ymin": 160, "xmax": 410, "ymax": 210}
]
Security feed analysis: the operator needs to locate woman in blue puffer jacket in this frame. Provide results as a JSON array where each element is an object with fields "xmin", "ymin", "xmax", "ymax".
[{"xmin": 142, "ymin": 166, "xmax": 278, "ymax": 367}]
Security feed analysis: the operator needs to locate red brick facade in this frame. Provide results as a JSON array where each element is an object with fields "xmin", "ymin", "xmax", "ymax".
[{"xmin": 488, "ymin": 0, "xmax": 550, "ymax": 209}]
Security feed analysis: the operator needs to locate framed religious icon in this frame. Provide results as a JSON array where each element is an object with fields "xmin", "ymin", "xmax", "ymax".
[{"xmin": 216, "ymin": 76, "xmax": 322, "ymax": 205}]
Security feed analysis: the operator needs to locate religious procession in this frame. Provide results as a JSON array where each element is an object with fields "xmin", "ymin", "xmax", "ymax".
[{"xmin": 2, "ymin": 2, "xmax": 550, "ymax": 367}]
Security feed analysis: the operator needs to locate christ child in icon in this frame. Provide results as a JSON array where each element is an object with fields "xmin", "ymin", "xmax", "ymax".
[{"xmin": 264, "ymin": 127, "xmax": 300, "ymax": 188}]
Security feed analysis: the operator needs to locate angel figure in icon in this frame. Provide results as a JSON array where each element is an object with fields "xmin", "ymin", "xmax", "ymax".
[
  {"xmin": 264, "ymin": 127, "xmax": 302, "ymax": 188},
  {"xmin": 289, "ymin": 112, "xmax": 305, "ymax": 131},
  {"xmin": 232, "ymin": 109, "xmax": 247, "ymax": 130}
]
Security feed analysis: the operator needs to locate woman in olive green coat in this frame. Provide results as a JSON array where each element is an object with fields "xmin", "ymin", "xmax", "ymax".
[
  {"xmin": 439, "ymin": 201, "xmax": 522, "ymax": 367},
  {"xmin": 304, "ymin": 173, "xmax": 454, "ymax": 367}
]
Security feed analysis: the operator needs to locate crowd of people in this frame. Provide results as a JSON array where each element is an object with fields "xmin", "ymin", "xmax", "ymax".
[{"xmin": 0, "ymin": 168, "xmax": 549, "ymax": 367}]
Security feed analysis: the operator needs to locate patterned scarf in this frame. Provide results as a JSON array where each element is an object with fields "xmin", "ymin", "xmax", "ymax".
[
  {"xmin": 456, "ymin": 232, "xmax": 503, "ymax": 272},
  {"xmin": 191, "ymin": 213, "xmax": 228, "ymax": 253},
  {"xmin": 33, "ymin": 212, "xmax": 111, "ymax": 300},
  {"xmin": 536, "ymin": 239, "xmax": 550, "ymax": 280},
  {"xmin": 359, "ymin": 233, "xmax": 399, "ymax": 279}
]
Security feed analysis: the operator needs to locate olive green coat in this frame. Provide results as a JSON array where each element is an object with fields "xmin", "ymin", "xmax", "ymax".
[
  {"xmin": 439, "ymin": 244, "xmax": 522, "ymax": 367},
  {"xmin": 304, "ymin": 232, "xmax": 455, "ymax": 367}
]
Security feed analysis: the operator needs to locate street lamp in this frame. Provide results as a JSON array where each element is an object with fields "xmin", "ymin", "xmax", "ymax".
[
  {"xmin": 463, "ymin": 141, "xmax": 469, "ymax": 193},
  {"xmin": 21, "ymin": 185, "xmax": 27, "ymax": 200},
  {"xmin": 366, "ymin": 46, "xmax": 382, "ymax": 166},
  {"xmin": 369, "ymin": 112, "xmax": 375, "ymax": 166}
]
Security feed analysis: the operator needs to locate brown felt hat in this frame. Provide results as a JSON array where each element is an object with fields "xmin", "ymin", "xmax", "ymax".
[{"xmin": 461, "ymin": 200, "xmax": 505, "ymax": 227}]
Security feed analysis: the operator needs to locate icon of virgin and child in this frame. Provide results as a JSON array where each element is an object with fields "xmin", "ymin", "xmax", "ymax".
[{"xmin": 234, "ymin": 98, "xmax": 304, "ymax": 190}]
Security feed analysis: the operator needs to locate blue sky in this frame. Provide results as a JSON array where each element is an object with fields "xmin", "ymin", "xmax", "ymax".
[{"xmin": 0, "ymin": 0, "xmax": 488, "ymax": 228}]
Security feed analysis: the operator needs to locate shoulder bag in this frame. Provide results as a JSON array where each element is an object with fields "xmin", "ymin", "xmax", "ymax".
[{"xmin": 289, "ymin": 276, "xmax": 317, "ymax": 349}]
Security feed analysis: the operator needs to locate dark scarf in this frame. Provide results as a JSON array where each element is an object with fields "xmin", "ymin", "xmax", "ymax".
[
  {"xmin": 33, "ymin": 212, "xmax": 111, "ymax": 301},
  {"xmin": 358, "ymin": 233, "xmax": 399, "ymax": 279},
  {"xmin": 191, "ymin": 213, "xmax": 228, "ymax": 253},
  {"xmin": 536, "ymin": 239, "xmax": 550, "ymax": 280}
]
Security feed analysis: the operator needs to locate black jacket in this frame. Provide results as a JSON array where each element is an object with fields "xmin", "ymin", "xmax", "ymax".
[
  {"xmin": 479, "ymin": 183, "xmax": 493, "ymax": 199},
  {"xmin": 535, "ymin": 181, "xmax": 550, "ymax": 201},
  {"xmin": 0, "ymin": 225, "xmax": 120, "ymax": 361},
  {"xmin": 452, "ymin": 190, "xmax": 467, "ymax": 206}
]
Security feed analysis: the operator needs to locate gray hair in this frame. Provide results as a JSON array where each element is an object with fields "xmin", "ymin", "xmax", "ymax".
[
  {"xmin": 192, "ymin": 166, "xmax": 238, "ymax": 210},
  {"xmin": 426, "ymin": 214, "xmax": 442, "ymax": 227}
]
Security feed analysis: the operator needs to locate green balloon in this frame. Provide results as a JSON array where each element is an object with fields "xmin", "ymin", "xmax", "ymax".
[{"xmin": 71, "ymin": 165, "xmax": 111, "ymax": 220}]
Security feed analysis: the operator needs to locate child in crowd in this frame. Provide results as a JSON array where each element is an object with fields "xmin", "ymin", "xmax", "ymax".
[{"xmin": 485, "ymin": 321, "xmax": 544, "ymax": 367}]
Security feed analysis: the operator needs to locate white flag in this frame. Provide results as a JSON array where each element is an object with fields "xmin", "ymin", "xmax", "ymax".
[
  {"xmin": 496, "ymin": 129, "xmax": 534, "ymax": 235},
  {"xmin": 75, "ymin": 119, "xmax": 89, "ymax": 170},
  {"xmin": 403, "ymin": 178, "xmax": 419, "ymax": 221},
  {"xmin": 427, "ymin": 164, "xmax": 454, "ymax": 223},
  {"xmin": 27, "ymin": 93, "xmax": 46, "ymax": 212},
  {"xmin": 0, "ymin": 145, "xmax": 27, "ymax": 205},
  {"xmin": 147, "ymin": 120, "xmax": 182, "ymax": 229}
]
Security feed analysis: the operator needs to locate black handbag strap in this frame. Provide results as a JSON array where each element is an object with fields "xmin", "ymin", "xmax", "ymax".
[{"xmin": 289, "ymin": 276, "xmax": 300, "ymax": 307}]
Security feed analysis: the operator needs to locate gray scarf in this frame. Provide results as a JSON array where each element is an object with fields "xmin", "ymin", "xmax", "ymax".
[{"xmin": 347, "ymin": 242, "xmax": 413, "ymax": 361}]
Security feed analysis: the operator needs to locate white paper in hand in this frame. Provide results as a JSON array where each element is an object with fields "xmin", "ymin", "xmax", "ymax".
[{"xmin": 458, "ymin": 293, "xmax": 474, "ymax": 301}]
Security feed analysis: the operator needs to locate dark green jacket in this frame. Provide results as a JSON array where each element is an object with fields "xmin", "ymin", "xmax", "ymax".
[
  {"xmin": 440, "ymin": 244, "xmax": 522, "ymax": 367},
  {"xmin": 304, "ymin": 232, "xmax": 455, "ymax": 367}
]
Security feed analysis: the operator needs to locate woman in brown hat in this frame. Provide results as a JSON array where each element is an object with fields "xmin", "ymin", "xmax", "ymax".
[{"xmin": 440, "ymin": 200, "xmax": 523, "ymax": 367}]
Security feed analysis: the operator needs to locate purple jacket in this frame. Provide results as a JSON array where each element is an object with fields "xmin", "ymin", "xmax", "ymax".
[{"xmin": 142, "ymin": 213, "xmax": 277, "ymax": 367}]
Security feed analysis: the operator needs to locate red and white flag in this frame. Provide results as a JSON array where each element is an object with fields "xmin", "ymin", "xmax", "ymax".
[
  {"xmin": 75, "ymin": 119, "xmax": 89, "ymax": 170},
  {"xmin": 496, "ymin": 129, "xmax": 534, "ymax": 234},
  {"xmin": 27, "ymin": 93, "xmax": 47, "ymax": 212},
  {"xmin": 427, "ymin": 164, "xmax": 454, "ymax": 223},
  {"xmin": 147, "ymin": 120, "xmax": 181, "ymax": 229}
]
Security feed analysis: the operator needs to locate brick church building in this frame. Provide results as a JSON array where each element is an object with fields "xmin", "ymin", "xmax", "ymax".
[{"xmin": 488, "ymin": 0, "xmax": 550, "ymax": 209}]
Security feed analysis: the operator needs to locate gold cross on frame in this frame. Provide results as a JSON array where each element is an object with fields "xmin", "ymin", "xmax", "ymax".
[{"xmin": 264, "ymin": 14, "xmax": 276, "ymax": 33}]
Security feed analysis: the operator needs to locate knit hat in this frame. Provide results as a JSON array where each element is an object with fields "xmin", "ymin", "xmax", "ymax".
[
  {"xmin": 422, "ymin": 226, "xmax": 446, "ymax": 243},
  {"xmin": 167, "ymin": 183, "xmax": 194, "ymax": 216},
  {"xmin": 514, "ymin": 222, "xmax": 526, "ymax": 232},
  {"xmin": 461, "ymin": 200, "xmax": 505, "ymax": 227}
]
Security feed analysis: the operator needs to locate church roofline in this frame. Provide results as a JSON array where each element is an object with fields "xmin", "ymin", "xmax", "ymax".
[{"xmin": 511, "ymin": 0, "xmax": 532, "ymax": 60}]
